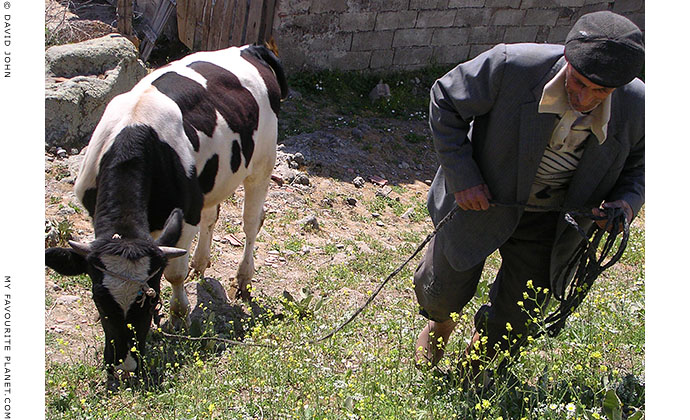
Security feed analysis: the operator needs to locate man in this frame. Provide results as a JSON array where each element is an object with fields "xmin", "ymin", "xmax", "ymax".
[{"xmin": 414, "ymin": 11, "xmax": 645, "ymax": 375}]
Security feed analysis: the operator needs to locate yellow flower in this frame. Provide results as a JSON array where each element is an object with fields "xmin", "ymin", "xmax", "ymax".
[
  {"xmin": 526, "ymin": 280, "xmax": 534, "ymax": 289},
  {"xmin": 505, "ymin": 322, "xmax": 513, "ymax": 332}
]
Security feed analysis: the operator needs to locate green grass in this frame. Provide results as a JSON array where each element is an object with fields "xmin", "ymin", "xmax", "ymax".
[{"xmin": 46, "ymin": 214, "xmax": 644, "ymax": 419}]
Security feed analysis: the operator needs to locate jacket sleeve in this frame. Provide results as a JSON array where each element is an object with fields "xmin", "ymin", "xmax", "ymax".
[
  {"xmin": 429, "ymin": 44, "xmax": 507, "ymax": 194},
  {"xmin": 605, "ymin": 82, "xmax": 645, "ymax": 218},
  {"xmin": 608, "ymin": 133, "xmax": 645, "ymax": 217}
]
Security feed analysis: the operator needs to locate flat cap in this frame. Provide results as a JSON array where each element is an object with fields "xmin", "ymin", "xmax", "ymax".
[{"xmin": 564, "ymin": 11, "xmax": 645, "ymax": 88}]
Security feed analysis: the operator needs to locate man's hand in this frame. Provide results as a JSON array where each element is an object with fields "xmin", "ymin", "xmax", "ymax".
[
  {"xmin": 454, "ymin": 184, "xmax": 492, "ymax": 211},
  {"xmin": 592, "ymin": 200, "xmax": 633, "ymax": 232}
]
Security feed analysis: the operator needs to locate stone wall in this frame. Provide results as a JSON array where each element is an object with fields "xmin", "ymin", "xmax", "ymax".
[{"xmin": 271, "ymin": 0, "xmax": 645, "ymax": 72}]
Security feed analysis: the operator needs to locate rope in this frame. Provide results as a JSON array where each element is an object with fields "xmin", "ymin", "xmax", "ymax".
[{"xmin": 151, "ymin": 201, "xmax": 629, "ymax": 348}]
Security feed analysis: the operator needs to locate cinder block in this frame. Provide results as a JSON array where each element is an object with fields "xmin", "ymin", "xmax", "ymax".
[
  {"xmin": 613, "ymin": 0, "xmax": 645, "ymax": 13},
  {"xmin": 469, "ymin": 44, "xmax": 494, "ymax": 59},
  {"xmin": 469, "ymin": 26, "xmax": 505, "ymax": 44},
  {"xmin": 310, "ymin": 0, "xmax": 348, "ymax": 14},
  {"xmin": 339, "ymin": 12, "xmax": 377, "ymax": 32},
  {"xmin": 485, "ymin": 0, "xmax": 521, "ymax": 7},
  {"xmin": 546, "ymin": 26, "xmax": 571, "ymax": 43},
  {"xmin": 352, "ymin": 31, "xmax": 395, "ymax": 51},
  {"xmin": 376, "ymin": 11, "xmax": 419, "ymax": 31},
  {"xmin": 519, "ymin": 0, "xmax": 558, "ymax": 7},
  {"xmin": 392, "ymin": 28, "xmax": 435, "ymax": 47},
  {"xmin": 308, "ymin": 32, "xmax": 353, "ymax": 52},
  {"xmin": 504, "ymin": 25, "xmax": 539, "ymax": 43},
  {"xmin": 410, "ymin": 0, "xmax": 450, "ymax": 10},
  {"xmin": 370, "ymin": 49, "xmax": 395, "ymax": 68},
  {"xmin": 432, "ymin": 45, "xmax": 471, "ymax": 64},
  {"xmin": 524, "ymin": 9, "xmax": 560, "ymax": 26},
  {"xmin": 330, "ymin": 51, "xmax": 372, "ymax": 71},
  {"xmin": 431, "ymin": 27, "xmax": 471, "ymax": 46},
  {"xmin": 493, "ymin": 9, "xmax": 526, "ymax": 25},
  {"xmin": 448, "ymin": 0, "xmax": 487, "ymax": 7},
  {"xmin": 366, "ymin": 0, "xmax": 412, "ymax": 12},
  {"xmin": 393, "ymin": 46, "xmax": 433, "ymax": 65},
  {"xmin": 417, "ymin": 10, "xmax": 457, "ymax": 28},
  {"xmin": 455, "ymin": 8, "xmax": 492, "ymax": 27}
]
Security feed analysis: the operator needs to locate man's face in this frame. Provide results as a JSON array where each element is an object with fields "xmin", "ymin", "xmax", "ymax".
[{"xmin": 564, "ymin": 63, "xmax": 615, "ymax": 113}]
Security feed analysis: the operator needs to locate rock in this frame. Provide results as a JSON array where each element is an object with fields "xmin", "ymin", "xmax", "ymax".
[
  {"xmin": 401, "ymin": 208, "xmax": 414, "ymax": 219},
  {"xmin": 345, "ymin": 197, "xmax": 357, "ymax": 206},
  {"xmin": 376, "ymin": 186, "xmax": 393, "ymax": 198},
  {"xmin": 371, "ymin": 212, "xmax": 380, "ymax": 218},
  {"xmin": 398, "ymin": 161, "xmax": 410, "ymax": 170},
  {"xmin": 322, "ymin": 198, "xmax": 334, "ymax": 207},
  {"xmin": 369, "ymin": 80, "xmax": 391, "ymax": 102},
  {"xmin": 45, "ymin": 34, "xmax": 148, "ymax": 150},
  {"xmin": 292, "ymin": 152, "xmax": 306, "ymax": 165},
  {"xmin": 425, "ymin": 179, "xmax": 433, "ymax": 186},
  {"xmin": 294, "ymin": 173, "xmax": 310, "ymax": 186},
  {"xmin": 351, "ymin": 128, "xmax": 364, "ymax": 139},
  {"xmin": 56, "ymin": 148, "xmax": 68, "ymax": 159},
  {"xmin": 56, "ymin": 295, "xmax": 80, "ymax": 305},
  {"xmin": 298, "ymin": 215, "xmax": 319, "ymax": 231},
  {"xmin": 376, "ymin": 220, "xmax": 385, "ymax": 227},
  {"xmin": 352, "ymin": 176, "xmax": 365, "ymax": 188}
]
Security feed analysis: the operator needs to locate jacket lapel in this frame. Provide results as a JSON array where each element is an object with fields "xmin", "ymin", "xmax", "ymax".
[{"xmin": 515, "ymin": 57, "xmax": 566, "ymax": 201}]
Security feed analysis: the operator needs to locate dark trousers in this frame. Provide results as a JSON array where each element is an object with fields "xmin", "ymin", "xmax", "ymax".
[{"xmin": 413, "ymin": 211, "xmax": 559, "ymax": 352}]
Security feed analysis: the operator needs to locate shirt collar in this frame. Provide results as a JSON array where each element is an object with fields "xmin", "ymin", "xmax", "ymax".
[{"xmin": 538, "ymin": 65, "xmax": 611, "ymax": 144}]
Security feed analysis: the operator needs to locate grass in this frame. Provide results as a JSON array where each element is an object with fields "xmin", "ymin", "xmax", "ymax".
[
  {"xmin": 45, "ymin": 67, "xmax": 644, "ymax": 419},
  {"xmin": 45, "ymin": 216, "xmax": 644, "ymax": 419}
]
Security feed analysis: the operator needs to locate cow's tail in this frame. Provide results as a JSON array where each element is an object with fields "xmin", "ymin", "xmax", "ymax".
[{"xmin": 254, "ymin": 42, "xmax": 289, "ymax": 100}]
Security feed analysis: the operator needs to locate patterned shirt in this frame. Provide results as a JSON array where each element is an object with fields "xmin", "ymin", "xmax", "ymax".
[{"xmin": 526, "ymin": 65, "xmax": 612, "ymax": 209}]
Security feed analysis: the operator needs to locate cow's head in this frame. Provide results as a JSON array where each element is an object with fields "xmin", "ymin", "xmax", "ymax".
[{"xmin": 45, "ymin": 209, "xmax": 187, "ymax": 387}]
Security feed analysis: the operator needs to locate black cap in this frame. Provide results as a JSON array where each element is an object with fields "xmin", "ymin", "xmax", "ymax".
[{"xmin": 564, "ymin": 11, "xmax": 645, "ymax": 88}]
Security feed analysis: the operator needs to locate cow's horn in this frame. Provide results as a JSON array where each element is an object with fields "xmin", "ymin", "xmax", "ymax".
[
  {"xmin": 159, "ymin": 246, "xmax": 187, "ymax": 259},
  {"xmin": 68, "ymin": 240, "xmax": 93, "ymax": 256}
]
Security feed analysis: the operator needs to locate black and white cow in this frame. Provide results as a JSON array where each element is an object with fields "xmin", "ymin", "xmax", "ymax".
[{"xmin": 45, "ymin": 43, "xmax": 288, "ymax": 383}]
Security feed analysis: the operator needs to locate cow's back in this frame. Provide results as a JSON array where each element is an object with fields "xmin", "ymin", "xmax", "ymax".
[{"xmin": 75, "ymin": 45, "xmax": 286, "ymax": 224}]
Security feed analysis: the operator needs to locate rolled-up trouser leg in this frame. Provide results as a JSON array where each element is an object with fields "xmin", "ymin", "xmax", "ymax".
[
  {"xmin": 474, "ymin": 211, "xmax": 559, "ymax": 354},
  {"xmin": 413, "ymin": 236, "xmax": 485, "ymax": 322}
]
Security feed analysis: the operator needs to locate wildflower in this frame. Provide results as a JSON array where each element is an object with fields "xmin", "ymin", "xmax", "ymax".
[
  {"xmin": 526, "ymin": 279, "xmax": 534, "ymax": 289},
  {"xmin": 506, "ymin": 322, "xmax": 513, "ymax": 332},
  {"xmin": 566, "ymin": 402, "xmax": 576, "ymax": 413},
  {"xmin": 517, "ymin": 300, "xmax": 524, "ymax": 307},
  {"xmin": 450, "ymin": 312, "xmax": 460, "ymax": 322}
]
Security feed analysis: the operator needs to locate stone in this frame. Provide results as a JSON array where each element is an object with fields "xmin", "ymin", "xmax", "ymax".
[
  {"xmin": 45, "ymin": 34, "xmax": 147, "ymax": 150},
  {"xmin": 346, "ymin": 197, "xmax": 357, "ymax": 206},
  {"xmin": 298, "ymin": 215, "xmax": 320, "ymax": 231},
  {"xmin": 294, "ymin": 173, "xmax": 311, "ymax": 185},
  {"xmin": 353, "ymin": 176, "xmax": 366, "ymax": 188},
  {"xmin": 369, "ymin": 81, "xmax": 391, "ymax": 102}
]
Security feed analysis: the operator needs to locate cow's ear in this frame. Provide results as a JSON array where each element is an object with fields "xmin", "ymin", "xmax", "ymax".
[
  {"xmin": 45, "ymin": 247, "xmax": 89, "ymax": 276},
  {"xmin": 156, "ymin": 208, "xmax": 184, "ymax": 247}
]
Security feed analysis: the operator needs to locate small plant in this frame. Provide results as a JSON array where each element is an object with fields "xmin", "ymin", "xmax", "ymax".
[{"xmin": 280, "ymin": 288, "xmax": 323, "ymax": 320}]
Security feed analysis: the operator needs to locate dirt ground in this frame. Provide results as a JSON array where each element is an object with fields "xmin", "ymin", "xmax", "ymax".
[
  {"xmin": 44, "ymin": 92, "xmax": 438, "ymax": 367},
  {"xmin": 43, "ymin": 0, "xmax": 441, "ymax": 366}
]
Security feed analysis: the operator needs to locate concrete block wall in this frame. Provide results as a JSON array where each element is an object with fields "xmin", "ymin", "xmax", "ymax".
[{"xmin": 271, "ymin": 0, "xmax": 644, "ymax": 72}]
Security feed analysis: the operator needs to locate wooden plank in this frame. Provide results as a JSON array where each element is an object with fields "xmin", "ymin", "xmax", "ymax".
[
  {"xmin": 216, "ymin": 0, "xmax": 237, "ymax": 50},
  {"xmin": 258, "ymin": 0, "xmax": 276, "ymax": 43},
  {"xmin": 230, "ymin": 0, "xmax": 248, "ymax": 46},
  {"xmin": 244, "ymin": 0, "xmax": 263, "ymax": 45},
  {"xmin": 199, "ymin": 0, "xmax": 215, "ymax": 51},
  {"xmin": 177, "ymin": 0, "xmax": 196, "ymax": 49},
  {"xmin": 191, "ymin": 0, "xmax": 207, "ymax": 50},
  {"xmin": 117, "ymin": 0, "xmax": 133, "ymax": 37},
  {"xmin": 207, "ymin": 0, "xmax": 228, "ymax": 50}
]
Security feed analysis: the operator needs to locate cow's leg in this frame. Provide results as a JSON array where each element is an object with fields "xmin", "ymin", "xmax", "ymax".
[
  {"xmin": 235, "ymin": 175, "xmax": 270, "ymax": 299},
  {"xmin": 190, "ymin": 204, "xmax": 220, "ymax": 278},
  {"xmin": 163, "ymin": 222, "xmax": 198, "ymax": 329}
]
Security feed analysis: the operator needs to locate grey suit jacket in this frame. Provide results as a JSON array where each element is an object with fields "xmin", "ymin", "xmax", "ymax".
[{"xmin": 428, "ymin": 43, "xmax": 645, "ymax": 296}]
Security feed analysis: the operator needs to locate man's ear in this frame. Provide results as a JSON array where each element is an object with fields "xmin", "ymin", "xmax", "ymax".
[
  {"xmin": 156, "ymin": 208, "xmax": 184, "ymax": 247},
  {"xmin": 45, "ymin": 247, "xmax": 89, "ymax": 276}
]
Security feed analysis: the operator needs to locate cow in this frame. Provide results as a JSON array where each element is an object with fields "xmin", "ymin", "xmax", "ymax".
[{"xmin": 44, "ymin": 43, "xmax": 288, "ymax": 387}]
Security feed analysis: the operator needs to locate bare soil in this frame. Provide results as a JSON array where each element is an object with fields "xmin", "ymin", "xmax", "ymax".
[{"xmin": 44, "ymin": 89, "xmax": 439, "ymax": 365}]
